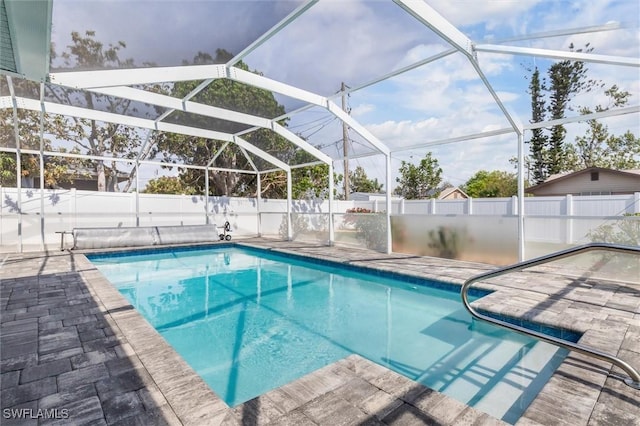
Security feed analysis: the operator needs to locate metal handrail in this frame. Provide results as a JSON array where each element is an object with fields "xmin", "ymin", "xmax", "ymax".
[{"xmin": 461, "ymin": 242, "xmax": 640, "ymax": 389}]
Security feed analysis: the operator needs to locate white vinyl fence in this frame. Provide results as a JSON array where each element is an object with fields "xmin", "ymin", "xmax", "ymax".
[{"xmin": 2, "ymin": 187, "xmax": 639, "ymax": 265}]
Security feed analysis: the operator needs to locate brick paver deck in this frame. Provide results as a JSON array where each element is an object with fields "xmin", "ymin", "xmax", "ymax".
[{"xmin": 1, "ymin": 239, "xmax": 638, "ymax": 425}]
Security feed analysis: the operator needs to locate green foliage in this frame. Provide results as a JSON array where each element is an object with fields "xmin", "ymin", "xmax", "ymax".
[
  {"xmin": 394, "ymin": 152, "xmax": 442, "ymax": 199},
  {"xmin": 49, "ymin": 30, "xmax": 142, "ymax": 191},
  {"xmin": 0, "ymin": 153, "xmax": 18, "ymax": 186},
  {"xmin": 526, "ymin": 44, "xmax": 638, "ymax": 180},
  {"xmin": 528, "ymin": 68, "xmax": 548, "ymax": 184},
  {"xmin": 349, "ymin": 166, "xmax": 382, "ymax": 194},
  {"xmin": 142, "ymin": 176, "xmax": 195, "ymax": 194},
  {"xmin": 587, "ymin": 213, "xmax": 640, "ymax": 246},
  {"xmin": 546, "ymin": 44, "xmax": 599, "ymax": 175},
  {"xmin": 565, "ymin": 86, "xmax": 640, "ymax": 171},
  {"xmin": 290, "ymin": 149, "xmax": 342, "ymax": 199},
  {"xmin": 462, "ymin": 170, "xmax": 518, "ymax": 198},
  {"xmin": 0, "ymin": 79, "xmax": 74, "ymax": 188},
  {"xmin": 291, "ymin": 165, "xmax": 329, "ymax": 199},
  {"xmin": 343, "ymin": 208, "xmax": 387, "ymax": 251},
  {"xmin": 0, "ymin": 147, "xmax": 85, "ymax": 189},
  {"xmin": 157, "ymin": 50, "xmax": 295, "ymax": 197}
]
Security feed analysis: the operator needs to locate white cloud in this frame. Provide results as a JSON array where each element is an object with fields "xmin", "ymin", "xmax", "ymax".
[{"xmin": 351, "ymin": 103, "xmax": 376, "ymax": 118}]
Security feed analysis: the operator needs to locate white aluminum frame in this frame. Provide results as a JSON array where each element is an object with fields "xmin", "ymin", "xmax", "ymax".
[{"xmin": 2, "ymin": 0, "xmax": 639, "ymax": 256}]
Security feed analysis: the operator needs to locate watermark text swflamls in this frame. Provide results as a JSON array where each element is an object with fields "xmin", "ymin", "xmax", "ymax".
[{"xmin": 3, "ymin": 408, "xmax": 69, "ymax": 420}]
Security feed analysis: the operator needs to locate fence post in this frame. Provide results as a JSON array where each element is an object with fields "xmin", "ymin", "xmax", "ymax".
[
  {"xmin": 634, "ymin": 192, "xmax": 640, "ymax": 214},
  {"xmin": 467, "ymin": 197, "xmax": 473, "ymax": 215},
  {"xmin": 71, "ymin": 188, "xmax": 77, "ymax": 230},
  {"xmin": 373, "ymin": 199, "xmax": 379, "ymax": 213},
  {"xmin": 430, "ymin": 198, "xmax": 436, "ymax": 214},
  {"xmin": 566, "ymin": 194, "xmax": 573, "ymax": 244},
  {"xmin": 511, "ymin": 195, "xmax": 518, "ymax": 215},
  {"xmin": 131, "ymin": 191, "xmax": 137, "ymax": 227},
  {"xmin": 400, "ymin": 198, "xmax": 405, "ymax": 215}
]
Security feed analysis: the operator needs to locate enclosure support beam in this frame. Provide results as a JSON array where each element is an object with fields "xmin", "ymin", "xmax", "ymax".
[
  {"xmin": 93, "ymin": 87, "xmax": 273, "ymax": 129},
  {"xmin": 89, "ymin": 86, "xmax": 330, "ymax": 168},
  {"xmin": 332, "ymin": 49, "xmax": 457, "ymax": 97},
  {"xmin": 517, "ymin": 132, "xmax": 525, "ymax": 261},
  {"xmin": 467, "ymin": 60, "xmax": 522, "ymax": 134},
  {"xmin": 38, "ymin": 83, "xmax": 46, "ymax": 250},
  {"xmin": 385, "ymin": 154, "xmax": 393, "ymax": 254},
  {"xmin": 475, "ymin": 44, "xmax": 640, "ymax": 67},
  {"xmin": 257, "ymin": 173, "xmax": 262, "ymax": 237},
  {"xmin": 15, "ymin": 97, "xmax": 291, "ymax": 173},
  {"xmin": 206, "ymin": 142, "xmax": 230, "ymax": 168},
  {"xmin": 287, "ymin": 170, "xmax": 293, "ymax": 241},
  {"xmin": 49, "ymin": 64, "xmax": 228, "ymax": 88},
  {"xmin": 227, "ymin": 0, "xmax": 318, "ymax": 66},
  {"xmin": 135, "ymin": 161, "xmax": 140, "ymax": 227},
  {"xmin": 238, "ymin": 146, "xmax": 261, "ymax": 235},
  {"xmin": 205, "ymin": 168, "xmax": 210, "ymax": 225},
  {"xmin": 7, "ymin": 77, "xmax": 22, "ymax": 252},
  {"xmin": 328, "ymin": 162, "xmax": 334, "ymax": 246},
  {"xmin": 327, "ymin": 102, "xmax": 390, "ymax": 156},
  {"xmin": 271, "ymin": 123, "xmax": 332, "ymax": 164},
  {"xmin": 394, "ymin": 0, "xmax": 473, "ymax": 58}
]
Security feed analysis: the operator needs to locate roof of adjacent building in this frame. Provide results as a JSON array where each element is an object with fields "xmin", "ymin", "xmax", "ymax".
[
  {"xmin": 438, "ymin": 186, "xmax": 468, "ymax": 199},
  {"xmin": 525, "ymin": 167, "xmax": 640, "ymax": 193}
]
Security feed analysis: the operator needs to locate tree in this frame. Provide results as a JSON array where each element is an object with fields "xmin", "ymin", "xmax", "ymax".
[
  {"xmin": 349, "ymin": 166, "xmax": 382, "ymax": 194},
  {"xmin": 394, "ymin": 153, "xmax": 442, "ymax": 199},
  {"xmin": 0, "ymin": 78, "xmax": 87, "ymax": 188},
  {"xmin": 1, "ymin": 78, "xmax": 46, "ymax": 186},
  {"xmin": 142, "ymin": 176, "xmax": 195, "ymax": 194},
  {"xmin": 525, "ymin": 43, "xmax": 602, "ymax": 181},
  {"xmin": 243, "ymin": 151, "xmax": 342, "ymax": 200},
  {"xmin": 566, "ymin": 85, "xmax": 640, "ymax": 170},
  {"xmin": 156, "ymin": 50, "xmax": 298, "ymax": 198},
  {"xmin": 527, "ymin": 67, "xmax": 548, "ymax": 184},
  {"xmin": 462, "ymin": 170, "xmax": 518, "ymax": 198},
  {"xmin": 291, "ymin": 164, "xmax": 342, "ymax": 200},
  {"xmin": 545, "ymin": 43, "xmax": 598, "ymax": 175},
  {"xmin": 48, "ymin": 30, "xmax": 144, "ymax": 192}
]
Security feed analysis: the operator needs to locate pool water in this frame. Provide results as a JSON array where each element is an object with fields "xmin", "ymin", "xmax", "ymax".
[{"xmin": 89, "ymin": 246, "xmax": 569, "ymax": 423}]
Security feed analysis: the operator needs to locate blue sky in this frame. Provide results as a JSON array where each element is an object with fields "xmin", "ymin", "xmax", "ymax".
[{"xmin": 50, "ymin": 0, "xmax": 640, "ymax": 190}]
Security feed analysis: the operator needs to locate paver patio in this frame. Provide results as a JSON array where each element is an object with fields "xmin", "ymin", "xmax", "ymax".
[{"xmin": 1, "ymin": 238, "xmax": 638, "ymax": 425}]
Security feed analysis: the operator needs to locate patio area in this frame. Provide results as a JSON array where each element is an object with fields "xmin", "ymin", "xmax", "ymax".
[{"xmin": 1, "ymin": 238, "xmax": 638, "ymax": 425}]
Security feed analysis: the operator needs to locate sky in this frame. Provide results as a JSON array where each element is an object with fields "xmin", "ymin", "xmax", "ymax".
[{"xmin": 48, "ymin": 0, "xmax": 640, "ymax": 190}]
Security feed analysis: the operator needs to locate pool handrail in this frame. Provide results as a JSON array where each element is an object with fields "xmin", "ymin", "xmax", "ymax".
[{"xmin": 460, "ymin": 242, "xmax": 640, "ymax": 390}]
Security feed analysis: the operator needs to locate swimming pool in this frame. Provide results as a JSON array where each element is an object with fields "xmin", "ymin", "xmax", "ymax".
[{"xmin": 89, "ymin": 245, "xmax": 571, "ymax": 423}]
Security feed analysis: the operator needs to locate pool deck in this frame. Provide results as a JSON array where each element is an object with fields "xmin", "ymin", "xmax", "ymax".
[{"xmin": 1, "ymin": 238, "xmax": 638, "ymax": 425}]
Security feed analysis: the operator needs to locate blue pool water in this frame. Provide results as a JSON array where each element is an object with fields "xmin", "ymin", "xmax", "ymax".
[{"xmin": 89, "ymin": 245, "xmax": 570, "ymax": 423}]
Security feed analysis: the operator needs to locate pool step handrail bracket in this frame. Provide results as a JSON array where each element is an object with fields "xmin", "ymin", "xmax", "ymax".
[{"xmin": 461, "ymin": 242, "xmax": 640, "ymax": 390}]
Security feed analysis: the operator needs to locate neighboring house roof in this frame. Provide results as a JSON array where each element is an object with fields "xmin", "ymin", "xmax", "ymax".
[
  {"xmin": 438, "ymin": 186, "xmax": 468, "ymax": 199},
  {"xmin": 525, "ymin": 167, "xmax": 640, "ymax": 194}
]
